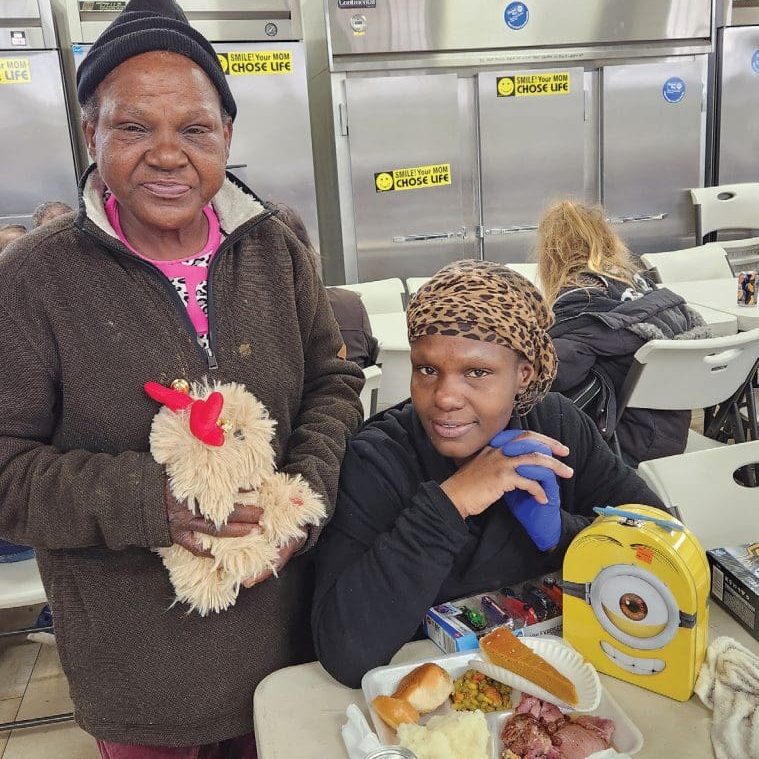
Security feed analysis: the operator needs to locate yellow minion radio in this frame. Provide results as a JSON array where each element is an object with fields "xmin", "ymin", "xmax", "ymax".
[{"xmin": 563, "ymin": 505, "xmax": 709, "ymax": 701}]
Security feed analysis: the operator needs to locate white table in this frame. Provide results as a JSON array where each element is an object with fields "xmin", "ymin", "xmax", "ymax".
[
  {"xmin": 664, "ymin": 279, "xmax": 759, "ymax": 331},
  {"xmin": 253, "ymin": 604, "xmax": 757, "ymax": 759},
  {"xmin": 688, "ymin": 305, "xmax": 738, "ymax": 337}
]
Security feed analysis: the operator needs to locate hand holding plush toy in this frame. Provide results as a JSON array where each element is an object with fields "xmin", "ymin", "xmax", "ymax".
[{"xmin": 145, "ymin": 380, "xmax": 325, "ymax": 616}]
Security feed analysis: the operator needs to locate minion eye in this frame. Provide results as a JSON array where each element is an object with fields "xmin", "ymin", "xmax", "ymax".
[
  {"xmin": 589, "ymin": 564, "xmax": 682, "ymax": 651},
  {"xmin": 619, "ymin": 593, "xmax": 647, "ymax": 621},
  {"xmin": 598, "ymin": 574, "xmax": 669, "ymax": 640}
]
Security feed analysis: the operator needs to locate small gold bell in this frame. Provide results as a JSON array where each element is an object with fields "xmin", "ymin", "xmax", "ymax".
[{"xmin": 170, "ymin": 378, "xmax": 191, "ymax": 394}]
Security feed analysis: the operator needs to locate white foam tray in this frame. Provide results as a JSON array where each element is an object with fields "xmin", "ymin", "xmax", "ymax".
[{"xmin": 361, "ymin": 646, "xmax": 643, "ymax": 758}]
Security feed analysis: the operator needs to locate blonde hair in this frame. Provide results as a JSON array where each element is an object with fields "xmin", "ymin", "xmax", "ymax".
[{"xmin": 536, "ymin": 200, "xmax": 640, "ymax": 306}]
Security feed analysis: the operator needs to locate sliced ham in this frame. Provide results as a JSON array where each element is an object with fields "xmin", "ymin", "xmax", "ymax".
[{"xmin": 501, "ymin": 696, "xmax": 615, "ymax": 759}]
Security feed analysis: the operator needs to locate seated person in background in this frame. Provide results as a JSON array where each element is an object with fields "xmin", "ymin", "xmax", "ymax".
[
  {"xmin": 0, "ymin": 224, "xmax": 27, "ymax": 252},
  {"xmin": 312, "ymin": 260, "xmax": 665, "ymax": 687},
  {"xmin": 32, "ymin": 201, "xmax": 74, "ymax": 228},
  {"xmin": 325, "ymin": 286, "xmax": 380, "ymax": 368},
  {"xmin": 536, "ymin": 200, "xmax": 711, "ymax": 466},
  {"xmin": 272, "ymin": 202, "xmax": 379, "ymax": 368}
]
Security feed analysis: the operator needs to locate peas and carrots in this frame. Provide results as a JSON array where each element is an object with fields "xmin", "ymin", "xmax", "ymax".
[{"xmin": 451, "ymin": 669, "xmax": 512, "ymax": 712}]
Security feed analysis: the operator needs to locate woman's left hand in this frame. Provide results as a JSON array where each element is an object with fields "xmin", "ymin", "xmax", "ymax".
[
  {"xmin": 241, "ymin": 533, "xmax": 307, "ymax": 588},
  {"xmin": 490, "ymin": 429, "xmax": 569, "ymax": 458}
]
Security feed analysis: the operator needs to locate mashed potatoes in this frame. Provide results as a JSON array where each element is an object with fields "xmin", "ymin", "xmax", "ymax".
[{"xmin": 397, "ymin": 709, "xmax": 489, "ymax": 759}]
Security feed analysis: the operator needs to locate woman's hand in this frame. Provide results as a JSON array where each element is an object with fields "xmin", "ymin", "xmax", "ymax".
[
  {"xmin": 241, "ymin": 533, "xmax": 306, "ymax": 588},
  {"xmin": 493, "ymin": 433, "xmax": 565, "ymax": 551},
  {"xmin": 490, "ymin": 429, "xmax": 570, "ymax": 458},
  {"xmin": 165, "ymin": 483, "xmax": 263, "ymax": 557},
  {"xmin": 441, "ymin": 443, "xmax": 573, "ymax": 520}
]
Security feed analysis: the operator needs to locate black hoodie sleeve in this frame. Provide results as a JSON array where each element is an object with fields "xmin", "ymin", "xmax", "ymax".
[
  {"xmin": 311, "ymin": 434, "xmax": 469, "ymax": 687},
  {"xmin": 547, "ymin": 395, "xmax": 665, "ymax": 555}
]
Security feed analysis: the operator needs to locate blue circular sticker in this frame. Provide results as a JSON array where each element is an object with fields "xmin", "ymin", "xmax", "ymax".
[
  {"xmin": 504, "ymin": 2, "xmax": 529, "ymax": 31},
  {"xmin": 662, "ymin": 77, "xmax": 686, "ymax": 104},
  {"xmin": 752, "ymin": 50, "xmax": 759, "ymax": 74}
]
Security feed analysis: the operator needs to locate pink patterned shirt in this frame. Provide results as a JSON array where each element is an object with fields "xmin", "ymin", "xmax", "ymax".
[{"xmin": 105, "ymin": 196, "xmax": 222, "ymax": 354}]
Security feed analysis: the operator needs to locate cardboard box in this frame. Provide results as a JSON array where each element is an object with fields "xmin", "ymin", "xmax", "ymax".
[
  {"xmin": 707, "ymin": 544, "xmax": 759, "ymax": 641},
  {"xmin": 424, "ymin": 575, "xmax": 563, "ymax": 654}
]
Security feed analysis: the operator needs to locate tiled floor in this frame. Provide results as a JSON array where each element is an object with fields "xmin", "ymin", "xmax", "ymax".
[
  {"xmin": 0, "ymin": 604, "xmax": 98, "ymax": 759},
  {"xmin": 0, "ymin": 410, "xmax": 712, "ymax": 758}
]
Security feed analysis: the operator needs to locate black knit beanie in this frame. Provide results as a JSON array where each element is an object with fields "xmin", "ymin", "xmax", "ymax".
[{"xmin": 76, "ymin": 0, "xmax": 237, "ymax": 121}]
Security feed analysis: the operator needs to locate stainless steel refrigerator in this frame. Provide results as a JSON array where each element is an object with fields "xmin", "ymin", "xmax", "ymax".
[
  {"xmin": 304, "ymin": 0, "xmax": 711, "ymax": 282},
  {"xmin": 714, "ymin": 1, "xmax": 759, "ymax": 184},
  {"xmin": 58, "ymin": 0, "xmax": 320, "ymax": 257},
  {"xmin": 0, "ymin": 0, "xmax": 78, "ymax": 228}
]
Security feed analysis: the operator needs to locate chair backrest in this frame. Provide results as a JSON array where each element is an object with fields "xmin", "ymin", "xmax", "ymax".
[
  {"xmin": 334, "ymin": 279, "xmax": 406, "ymax": 315},
  {"xmin": 690, "ymin": 183, "xmax": 759, "ymax": 242},
  {"xmin": 0, "ymin": 557, "xmax": 47, "ymax": 610},
  {"xmin": 358, "ymin": 364, "xmax": 382, "ymax": 420},
  {"xmin": 506, "ymin": 263, "xmax": 539, "ymax": 285},
  {"xmin": 640, "ymin": 243, "xmax": 732, "ymax": 283},
  {"xmin": 637, "ymin": 441, "xmax": 759, "ymax": 550},
  {"xmin": 406, "ymin": 277, "xmax": 430, "ymax": 296},
  {"xmin": 618, "ymin": 329, "xmax": 759, "ymax": 416}
]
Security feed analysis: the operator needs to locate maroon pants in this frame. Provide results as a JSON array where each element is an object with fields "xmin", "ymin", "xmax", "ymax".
[{"xmin": 96, "ymin": 733, "xmax": 257, "ymax": 759}]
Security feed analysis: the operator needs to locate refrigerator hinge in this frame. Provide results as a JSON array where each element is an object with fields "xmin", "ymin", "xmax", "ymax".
[
  {"xmin": 338, "ymin": 103, "xmax": 349, "ymax": 136},
  {"xmin": 474, "ymin": 225, "xmax": 485, "ymax": 239}
]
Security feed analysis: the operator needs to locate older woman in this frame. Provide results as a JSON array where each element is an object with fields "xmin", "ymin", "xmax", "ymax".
[
  {"xmin": 312, "ymin": 260, "xmax": 664, "ymax": 687},
  {"xmin": 0, "ymin": 0, "xmax": 362, "ymax": 756}
]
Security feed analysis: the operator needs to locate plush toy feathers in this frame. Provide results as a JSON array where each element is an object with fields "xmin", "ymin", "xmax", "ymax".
[{"xmin": 145, "ymin": 379, "xmax": 325, "ymax": 615}]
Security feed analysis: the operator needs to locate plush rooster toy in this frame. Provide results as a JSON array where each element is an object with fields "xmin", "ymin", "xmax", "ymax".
[{"xmin": 144, "ymin": 380, "xmax": 325, "ymax": 616}]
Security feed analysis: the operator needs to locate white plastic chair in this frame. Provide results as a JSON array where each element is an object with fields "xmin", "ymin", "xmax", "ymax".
[
  {"xmin": 0, "ymin": 557, "xmax": 74, "ymax": 731},
  {"xmin": 332, "ymin": 278, "xmax": 406, "ymax": 315},
  {"xmin": 637, "ymin": 441, "xmax": 759, "ymax": 550},
  {"xmin": 506, "ymin": 263, "xmax": 539, "ymax": 285},
  {"xmin": 617, "ymin": 329, "xmax": 759, "ymax": 452},
  {"xmin": 406, "ymin": 277, "xmax": 430, "ymax": 296},
  {"xmin": 358, "ymin": 364, "xmax": 382, "ymax": 420},
  {"xmin": 640, "ymin": 243, "xmax": 732, "ymax": 283},
  {"xmin": 690, "ymin": 183, "xmax": 759, "ymax": 244}
]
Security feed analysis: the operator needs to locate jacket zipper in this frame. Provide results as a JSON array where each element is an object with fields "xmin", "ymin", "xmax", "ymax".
[{"xmin": 80, "ymin": 211, "xmax": 274, "ymax": 371}]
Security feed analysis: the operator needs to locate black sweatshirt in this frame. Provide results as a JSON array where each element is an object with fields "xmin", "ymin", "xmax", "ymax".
[{"xmin": 312, "ymin": 393, "xmax": 664, "ymax": 687}]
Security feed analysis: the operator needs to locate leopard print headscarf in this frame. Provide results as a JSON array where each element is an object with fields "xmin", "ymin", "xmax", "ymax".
[{"xmin": 406, "ymin": 260, "xmax": 557, "ymax": 415}]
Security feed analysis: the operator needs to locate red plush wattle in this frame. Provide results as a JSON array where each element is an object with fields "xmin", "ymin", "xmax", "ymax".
[
  {"xmin": 189, "ymin": 392, "xmax": 226, "ymax": 446},
  {"xmin": 144, "ymin": 381, "xmax": 195, "ymax": 412}
]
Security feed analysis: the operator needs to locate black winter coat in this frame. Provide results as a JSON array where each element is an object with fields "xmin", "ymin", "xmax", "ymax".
[
  {"xmin": 550, "ymin": 273, "xmax": 711, "ymax": 465},
  {"xmin": 312, "ymin": 394, "xmax": 664, "ymax": 687}
]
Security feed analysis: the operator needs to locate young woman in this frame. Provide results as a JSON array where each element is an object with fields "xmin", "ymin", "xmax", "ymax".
[
  {"xmin": 312, "ymin": 260, "xmax": 664, "ymax": 688},
  {"xmin": 537, "ymin": 200, "xmax": 710, "ymax": 465}
]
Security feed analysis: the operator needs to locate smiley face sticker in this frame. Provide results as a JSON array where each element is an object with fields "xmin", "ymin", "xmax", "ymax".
[
  {"xmin": 497, "ymin": 76, "xmax": 515, "ymax": 97},
  {"xmin": 374, "ymin": 172, "xmax": 395, "ymax": 192}
]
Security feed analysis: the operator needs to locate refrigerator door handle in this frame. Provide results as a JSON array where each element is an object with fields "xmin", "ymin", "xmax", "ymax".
[
  {"xmin": 484, "ymin": 224, "xmax": 539, "ymax": 235},
  {"xmin": 392, "ymin": 227, "xmax": 467, "ymax": 243},
  {"xmin": 607, "ymin": 213, "xmax": 669, "ymax": 224}
]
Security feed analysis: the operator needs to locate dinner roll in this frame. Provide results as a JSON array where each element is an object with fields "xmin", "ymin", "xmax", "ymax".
[
  {"xmin": 392, "ymin": 663, "xmax": 454, "ymax": 713},
  {"xmin": 372, "ymin": 695, "xmax": 420, "ymax": 730}
]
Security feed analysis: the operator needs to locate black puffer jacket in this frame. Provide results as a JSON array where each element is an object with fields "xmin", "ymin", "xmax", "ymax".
[{"xmin": 550, "ymin": 273, "xmax": 711, "ymax": 465}]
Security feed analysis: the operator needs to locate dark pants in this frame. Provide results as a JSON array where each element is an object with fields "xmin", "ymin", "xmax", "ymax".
[{"xmin": 96, "ymin": 733, "xmax": 257, "ymax": 759}]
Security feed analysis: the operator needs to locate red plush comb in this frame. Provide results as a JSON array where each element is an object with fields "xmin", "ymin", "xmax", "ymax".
[
  {"xmin": 144, "ymin": 381, "xmax": 195, "ymax": 412},
  {"xmin": 189, "ymin": 391, "xmax": 225, "ymax": 447}
]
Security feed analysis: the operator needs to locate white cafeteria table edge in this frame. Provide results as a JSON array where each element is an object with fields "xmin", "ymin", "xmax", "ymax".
[
  {"xmin": 663, "ymin": 279, "xmax": 759, "ymax": 331},
  {"xmin": 253, "ymin": 604, "xmax": 758, "ymax": 759}
]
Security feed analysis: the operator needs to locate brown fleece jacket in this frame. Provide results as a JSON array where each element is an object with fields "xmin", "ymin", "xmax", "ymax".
[{"xmin": 0, "ymin": 167, "xmax": 363, "ymax": 746}]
